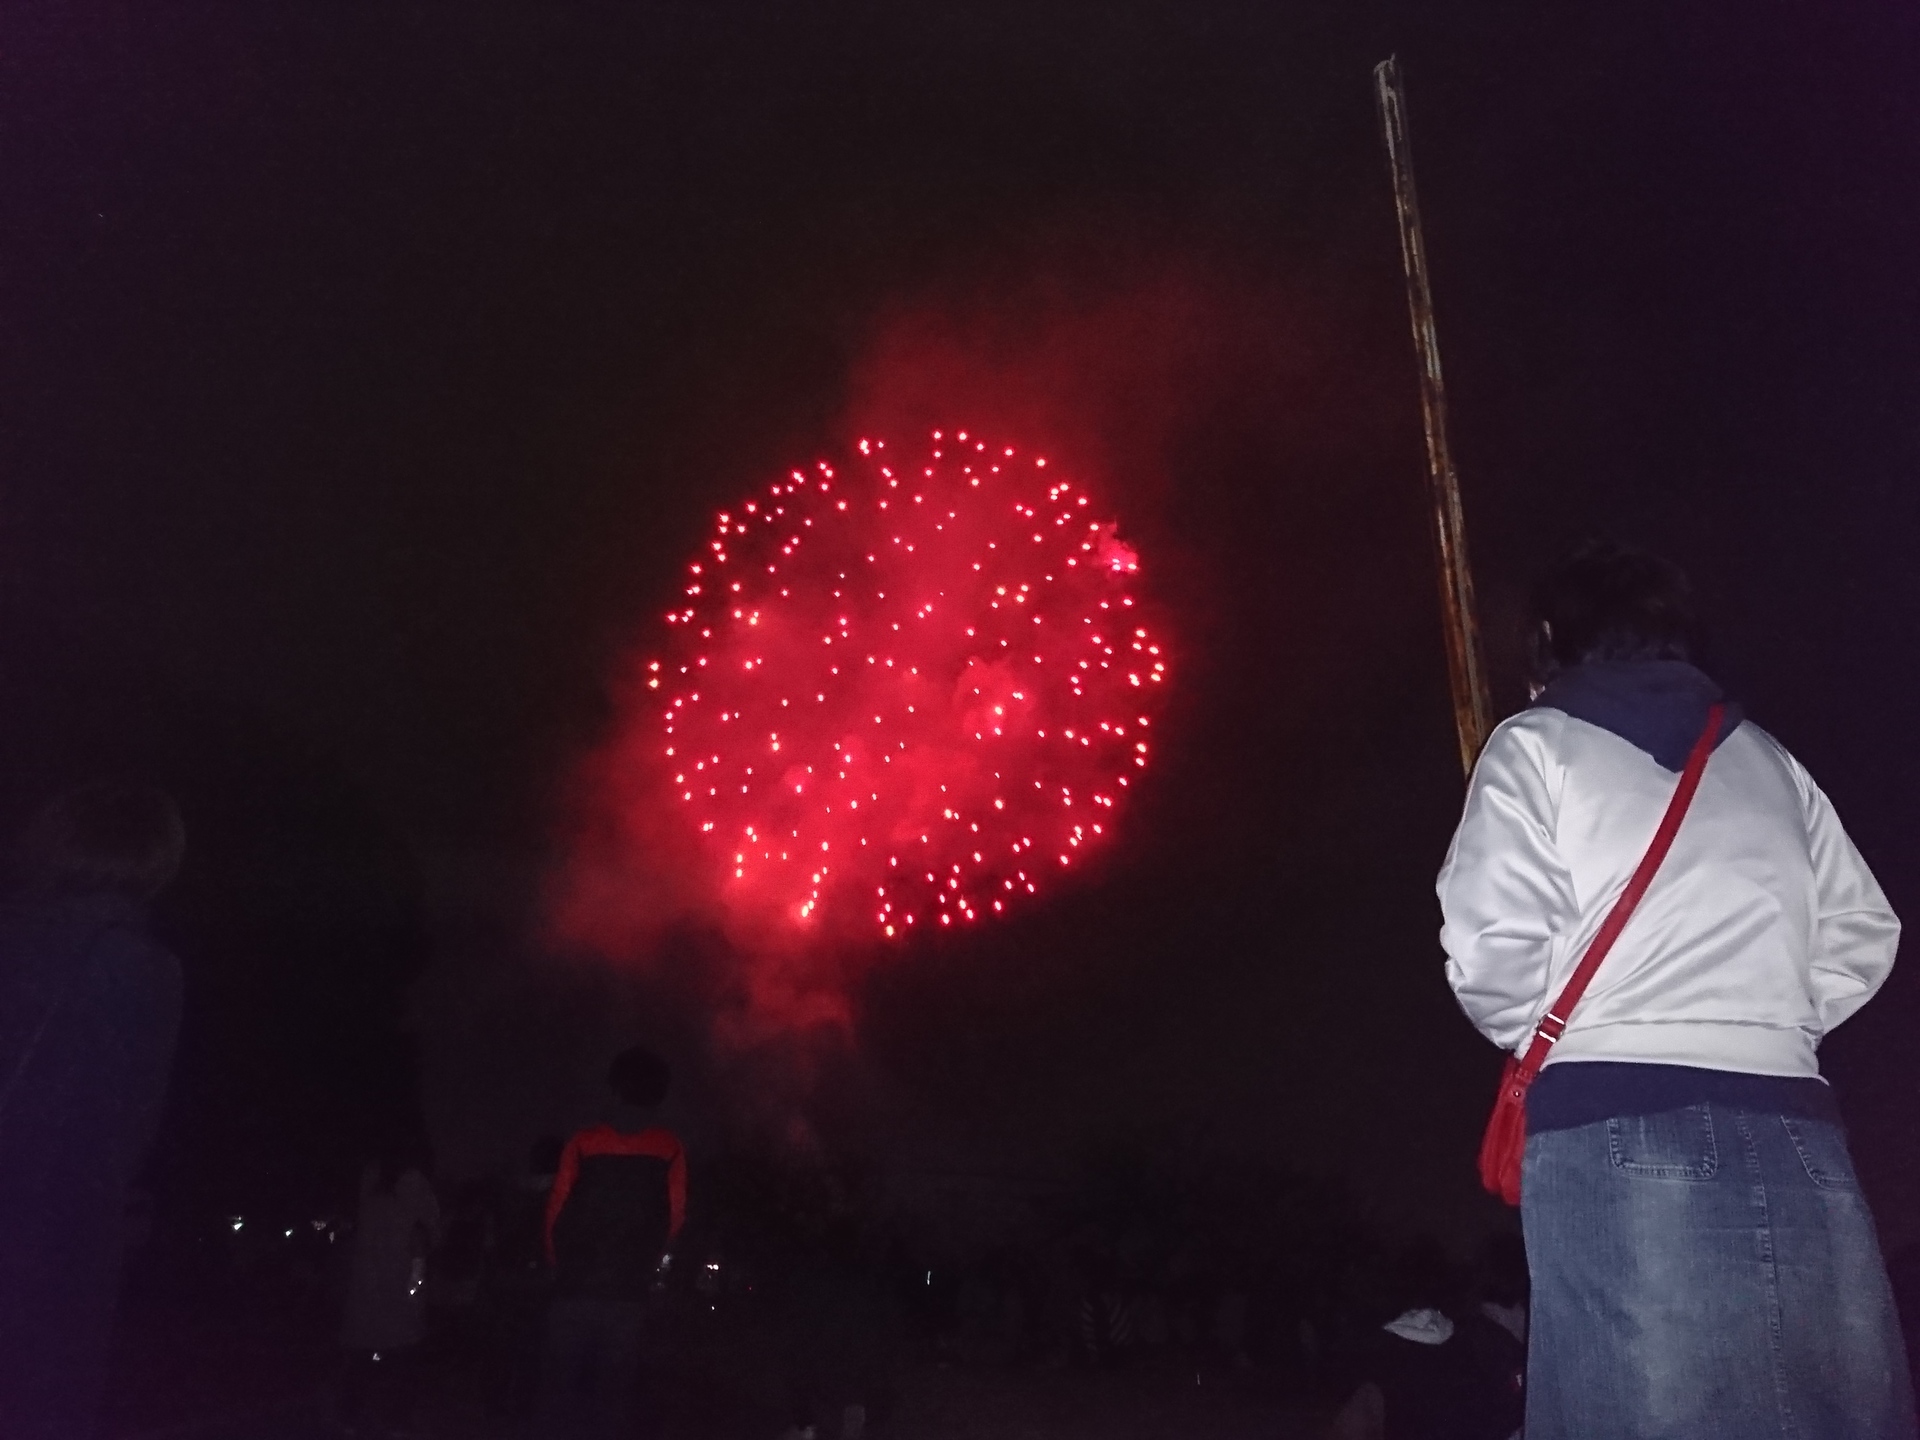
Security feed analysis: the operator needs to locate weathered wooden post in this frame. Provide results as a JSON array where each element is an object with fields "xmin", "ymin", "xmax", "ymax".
[{"xmin": 1374, "ymin": 56, "xmax": 1495, "ymax": 776}]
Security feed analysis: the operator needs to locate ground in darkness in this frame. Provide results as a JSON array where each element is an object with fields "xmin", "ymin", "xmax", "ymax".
[{"xmin": 103, "ymin": 1291, "xmax": 1326, "ymax": 1440}]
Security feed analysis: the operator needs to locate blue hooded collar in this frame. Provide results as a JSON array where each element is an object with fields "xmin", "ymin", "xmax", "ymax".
[{"xmin": 1533, "ymin": 660, "xmax": 1743, "ymax": 772}]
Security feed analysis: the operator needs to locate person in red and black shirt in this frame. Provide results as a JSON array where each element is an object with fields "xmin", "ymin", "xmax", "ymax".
[{"xmin": 534, "ymin": 1045, "xmax": 685, "ymax": 1440}]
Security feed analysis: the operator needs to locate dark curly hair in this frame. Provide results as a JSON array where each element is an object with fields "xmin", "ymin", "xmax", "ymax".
[
  {"xmin": 607, "ymin": 1045, "xmax": 672, "ymax": 1109},
  {"xmin": 1527, "ymin": 540, "xmax": 1698, "ymax": 686}
]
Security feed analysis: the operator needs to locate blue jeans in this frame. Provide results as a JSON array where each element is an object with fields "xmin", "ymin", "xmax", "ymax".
[
  {"xmin": 1524, "ymin": 1104, "xmax": 1915, "ymax": 1439},
  {"xmin": 534, "ymin": 1297, "xmax": 655, "ymax": 1440}
]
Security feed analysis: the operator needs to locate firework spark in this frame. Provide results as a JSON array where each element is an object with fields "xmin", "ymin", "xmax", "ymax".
[{"xmin": 612, "ymin": 431, "xmax": 1168, "ymax": 942}]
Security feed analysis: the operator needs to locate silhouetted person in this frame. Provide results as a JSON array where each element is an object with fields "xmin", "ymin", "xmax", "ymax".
[
  {"xmin": 338, "ymin": 1132, "xmax": 440, "ymax": 1437},
  {"xmin": 1453, "ymin": 1233, "xmax": 1527, "ymax": 1440},
  {"xmin": 0, "ymin": 784, "xmax": 185, "ymax": 1439},
  {"xmin": 1331, "ymin": 1241, "xmax": 1513, "ymax": 1440},
  {"xmin": 535, "ymin": 1045, "xmax": 685, "ymax": 1440},
  {"xmin": 488, "ymin": 1135, "xmax": 564, "ymax": 1418}
]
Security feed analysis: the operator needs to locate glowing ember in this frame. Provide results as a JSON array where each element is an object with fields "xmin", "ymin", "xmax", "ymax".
[{"xmin": 642, "ymin": 430, "xmax": 1168, "ymax": 939}]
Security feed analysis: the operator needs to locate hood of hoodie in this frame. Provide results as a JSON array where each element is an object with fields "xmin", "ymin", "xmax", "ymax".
[{"xmin": 1533, "ymin": 660, "xmax": 1742, "ymax": 772}]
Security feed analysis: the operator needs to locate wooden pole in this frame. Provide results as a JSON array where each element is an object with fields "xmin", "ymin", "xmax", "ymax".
[{"xmin": 1373, "ymin": 56, "xmax": 1494, "ymax": 777}]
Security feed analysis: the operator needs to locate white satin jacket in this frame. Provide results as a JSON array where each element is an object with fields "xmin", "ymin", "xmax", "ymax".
[{"xmin": 1438, "ymin": 708, "xmax": 1899, "ymax": 1076}]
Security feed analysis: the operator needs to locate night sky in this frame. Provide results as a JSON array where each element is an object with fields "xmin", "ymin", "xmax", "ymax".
[{"xmin": 5, "ymin": 3, "xmax": 1918, "ymax": 1245}]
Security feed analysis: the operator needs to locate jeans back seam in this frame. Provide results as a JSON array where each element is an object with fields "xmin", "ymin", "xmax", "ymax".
[{"xmin": 1739, "ymin": 1112, "xmax": 1799, "ymax": 1439}]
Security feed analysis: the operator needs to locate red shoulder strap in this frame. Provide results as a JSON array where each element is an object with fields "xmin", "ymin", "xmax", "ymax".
[{"xmin": 1515, "ymin": 701, "xmax": 1725, "ymax": 1076}]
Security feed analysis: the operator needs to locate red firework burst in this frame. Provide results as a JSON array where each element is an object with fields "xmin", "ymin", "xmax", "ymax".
[{"xmin": 641, "ymin": 430, "xmax": 1169, "ymax": 939}]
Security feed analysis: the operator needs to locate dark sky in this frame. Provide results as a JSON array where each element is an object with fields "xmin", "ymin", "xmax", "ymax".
[{"xmin": 6, "ymin": 3, "xmax": 1919, "ymax": 1243}]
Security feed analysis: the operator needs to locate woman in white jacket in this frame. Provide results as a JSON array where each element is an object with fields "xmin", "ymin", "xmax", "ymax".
[{"xmin": 1438, "ymin": 541, "xmax": 1912, "ymax": 1440}]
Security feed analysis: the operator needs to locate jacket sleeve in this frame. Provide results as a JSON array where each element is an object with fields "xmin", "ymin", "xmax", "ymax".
[
  {"xmin": 544, "ymin": 1134, "xmax": 582, "ymax": 1265},
  {"xmin": 667, "ymin": 1137, "xmax": 687, "ymax": 1241},
  {"xmin": 1796, "ymin": 763, "xmax": 1900, "ymax": 1036},
  {"xmin": 1438, "ymin": 716, "xmax": 1580, "ymax": 1053}
]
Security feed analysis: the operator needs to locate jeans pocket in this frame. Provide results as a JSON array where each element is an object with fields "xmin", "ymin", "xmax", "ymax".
[
  {"xmin": 1607, "ymin": 1105, "xmax": 1719, "ymax": 1179},
  {"xmin": 1781, "ymin": 1115, "xmax": 1859, "ymax": 1190}
]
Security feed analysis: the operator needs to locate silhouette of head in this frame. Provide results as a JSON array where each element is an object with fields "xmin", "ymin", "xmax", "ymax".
[
  {"xmin": 607, "ymin": 1045, "xmax": 671, "ymax": 1110},
  {"xmin": 1528, "ymin": 539, "xmax": 1698, "ymax": 686},
  {"xmin": 17, "ymin": 783, "xmax": 185, "ymax": 900}
]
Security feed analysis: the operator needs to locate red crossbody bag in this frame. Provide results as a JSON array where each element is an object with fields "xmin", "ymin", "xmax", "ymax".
[{"xmin": 1477, "ymin": 702, "xmax": 1725, "ymax": 1206}]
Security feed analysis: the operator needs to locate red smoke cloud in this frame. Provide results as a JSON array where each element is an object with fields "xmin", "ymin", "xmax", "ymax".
[
  {"xmin": 551, "ymin": 256, "xmax": 1268, "ymax": 1040},
  {"xmin": 552, "ymin": 429, "xmax": 1168, "ymax": 1036}
]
